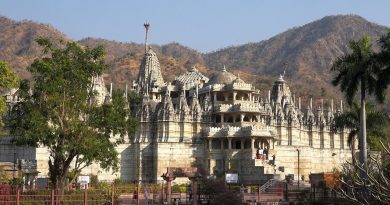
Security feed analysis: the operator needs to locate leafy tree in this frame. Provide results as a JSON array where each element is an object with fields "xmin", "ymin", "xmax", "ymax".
[
  {"xmin": 0, "ymin": 61, "xmax": 19, "ymax": 127},
  {"xmin": 334, "ymin": 102, "xmax": 389, "ymax": 163},
  {"xmin": 9, "ymin": 38, "xmax": 138, "ymax": 195},
  {"xmin": 199, "ymin": 178, "xmax": 241, "ymax": 205},
  {"xmin": 331, "ymin": 36, "xmax": 384, "ymax": 169}
]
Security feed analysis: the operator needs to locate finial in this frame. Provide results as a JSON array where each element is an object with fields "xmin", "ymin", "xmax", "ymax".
[
  {"xmin": 293, "ymin": 94, "xmax": 296, "ymax": 107},
  {"xmin": 282, "ymin": 62, "xmax": 288, "ymax": 77},
  {"xmin": 125, "ymin": 84, "xmax": 128, "ymax": 99},
  {"xmin": 268, "ymin": 90, "xmax": 271, "ymax": 103},
  {"xmin": 196, "ymin": 84, "xmax": 199, "ymax": 97},
  {"xmin": 298, "ymin": 97, "xmax": 301, "ymax": 110},
  {"xmin": 310, "ymin": 98, "xmax": 313, "ymax": 110},
  {"xmin": 144, "ymin": 22, "xmax": 150, "ymax": 53},
  {"xmin": 165, "ymin": 88, "xmax": 169, "ymax": 96},
  {"xmin": 331, "ymin": 98, "xmax": 334, "ymax": 112},
  {"xmin": 110, "ymin": 83, "xmax": 113, "ymax": 98}
]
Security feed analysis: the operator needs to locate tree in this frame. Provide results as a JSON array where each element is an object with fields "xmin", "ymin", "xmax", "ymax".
[
  {"xmin": 374, "ymin": 30, "xmax": 390, "ymax": 102},
  {"xmin": 331, "ymin": 36, "xmax": 383, "ymax": 170},
  {"xmin": 9, "ymin": 38, "xmax": 138, "ymax": 195},
  {"xmin": 337, "ymin": 142, "xmax": 390, "ymax": 205},
  {"xmin": 333, "ymin": 102, "xmax": 389, "ymax": 164},
  {"xmin": 0, "ymin": 61, "xmax": 19, "ymax": 127}
]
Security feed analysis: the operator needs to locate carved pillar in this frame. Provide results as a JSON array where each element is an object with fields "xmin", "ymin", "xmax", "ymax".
[
  {"xmin": 241, "ymin": 114, "xmax": 244, "ymax": 122},
  {"xmin": 249, "ymin": 93, "xmax": 252, "ymax": 102},
  {"xmin": 233, "ymin": 91, "xmax": 237, "ymax": 102},
  {"xmin": 221, "ymin": 114, "xmax": 224, "ymax": 123},
  {"xmin": 137, "ymin": 182, "xmax": 140, "ymax": 205},
  {"xmin": 213, "ymin": 92, "xmax": 217, "ymax": 103},
  {"xmin": 162, "ymin": 174, "xmax": 176, "ymax": 205},
  {"xmin": 251, "ymin": 138, "xmax": 255, "ymax": 149},
  {"xmin": 161, "ymin": 183, "xmax": 165, "ymax": 204},
  {"xmin": 228, "ymin": 138, "xmax": 232, "ymax": 150},
  {"xmin": 189, "ymin": 177, "xmax": 200, "ymax": 205},
  {"xmin": 209, "ymin": 139, "xmax": 212, "ymax": 150}
]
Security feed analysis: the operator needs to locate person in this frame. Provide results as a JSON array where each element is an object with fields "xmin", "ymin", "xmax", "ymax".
[
  {"xmin": 240, "ymin": 184, "xmax": 245, "ymax": 199},
  {"xmin": 257, "ymin": 148, "xmax": 263, "ymax": 159},
  {"xmin": 264, "ymin": 146, "xmax": 268, "ymax": 160},
  {"xmin": 188, "ymin": 186, "xmax": 192, "ymax": 202},
  {"xmin": 272, "ymin": 154, "xmax": 276, "ymax": 165}
]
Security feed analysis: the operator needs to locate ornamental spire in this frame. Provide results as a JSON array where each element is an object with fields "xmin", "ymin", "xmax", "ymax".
[{"xmin": 144, "ymin": 22, "xmax": 150, "ymax": 53}]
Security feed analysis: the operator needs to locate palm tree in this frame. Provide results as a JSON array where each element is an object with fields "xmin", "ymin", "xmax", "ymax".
[
  {"xmin": 375, "ymin": 30, "xmax": 390, "ymax": 102},
  {"xmin": 331, "ymin": 36, "xmax": 381, "ymax": 169},
  {"xmin": 333, "ymin": 102, "xmax": 389, "ymax": 164}
]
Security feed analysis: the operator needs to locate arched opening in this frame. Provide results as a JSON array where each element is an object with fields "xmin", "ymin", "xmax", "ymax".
[
  {"xmin": 226, "ymin": 115, "xmax": 234, "ymax": 123},
  {"xmin": 227, "ymin": 93, "xmax": 233, "ymax": 101},
  {"xmin": 223, "ymin": 139, "xmax": 229, "ymax": 149},
  {"xmin": 243, "ymin": 115, "xmax": 250, "ymax": 122},
  {"xmin": 215, "ymin": 115, "xmax": 221, "ymax": 123},
  {"xmin": 244, "ymin": 139, "xmax": 251, "ymax": 149},
  {"xmin": 236, "ymin": 93, "xmax": 243, "ymax": 100},
  {"xmin": 252, "ymin": 116, "xmax": 258, "ymax": 122},
  {"xmin": 212, "ymin": 139, "xmax": 221, "ymax": 149},
  {"xmin": 232, "ymin": 139, "xmax": 241, "ymax": 149},
  {"xmin": 254, "ymin": 139, "xmax": 262, "ymax": 149},
  {"xmin": 216, "ymin": 92, "xmax": 225, "ymax": 101},
  {"xmin": 243, "ymin": 93, "xmax": 249, "ymax": 101},
  {"xmin": 235, "ymin": 115, "xmax": 241, "ymax": 122}
]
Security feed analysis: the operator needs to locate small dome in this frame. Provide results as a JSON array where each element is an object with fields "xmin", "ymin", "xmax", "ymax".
[
  {"xmin": 277, "ymin": 74, "xmax": 285, "ymax": 82},
  {"xmin": 206, "ymin": 69, "xmax": 238, "ymax": 85},
  {"xmin": 233, "ymin": 77, "xmax": 245, "ymax": 84}
]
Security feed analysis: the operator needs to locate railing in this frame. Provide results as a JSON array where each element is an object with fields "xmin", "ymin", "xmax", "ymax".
[
  {"xmin": 259, "ymin": 179, "xmax": 277, "ymax": 192},
  {"xmin": 0, "ymin": 184, "xmax": 188, "ymax": 205}
]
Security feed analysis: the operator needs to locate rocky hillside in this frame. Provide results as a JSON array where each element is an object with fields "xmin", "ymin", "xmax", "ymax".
[
  {"xmin": 0, "ymin": 16, "xmax": 69, "ymax": 80},
  {"xmin": 77, "ymin": 38, "xmax": 208, "ymax": 87},
  {"xmin": 204, "ymin": 15, "xmax": 388, "ymax": 100},
  {"xmin": 0, "ymin": 15, "xmax": 389, "ymax": 105}
]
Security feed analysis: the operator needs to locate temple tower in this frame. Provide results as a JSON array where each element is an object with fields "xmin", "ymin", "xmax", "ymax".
[{"xmin": 136, "ymin": 23, "xmax": 165, "ymax": 97}]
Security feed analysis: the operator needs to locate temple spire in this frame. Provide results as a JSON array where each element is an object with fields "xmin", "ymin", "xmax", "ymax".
[
  {"xmin": 310, "ymin": 98, "xmax": 313, "ymax": 110},
  {"xmin": 298, "ymin": 97, "xmax": 301, "ymax": 110},
  {"xmin": 110, "ymin": 83, "xmax": 113, "ymax": 98},
  {"xmin": 331, "ymin": 99, "xmax": 334, "ymax": 112}
]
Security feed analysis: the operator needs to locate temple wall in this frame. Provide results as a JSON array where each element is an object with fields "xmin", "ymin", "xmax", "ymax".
[
  {"xmin": 0, "ymin": 137, "xmax": 36, "ymax": 162},
  {"xmin": 156, "ymin": 142, "xmax": 203, "ymax": 184}
]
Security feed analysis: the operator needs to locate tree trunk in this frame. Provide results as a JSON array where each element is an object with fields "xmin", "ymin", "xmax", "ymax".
[
  {"xmin": 360, "ymin": 84, "xmax": 367, "ymax": 176},
  {"xmin": 55, "ymin": 175, "xmax": 66, "ymax": 204},
  {"xmin": 351, "ymin": 139, "xmax": 356, "ymax": 165},
  {"xmin": 49, "ymin": 156, "xmax": 73, "ymax": 204}
]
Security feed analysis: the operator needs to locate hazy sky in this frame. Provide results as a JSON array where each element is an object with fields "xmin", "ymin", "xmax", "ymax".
[{"xmin": 1, "ymin": 0, "xmax": 390, "ymax": 52}]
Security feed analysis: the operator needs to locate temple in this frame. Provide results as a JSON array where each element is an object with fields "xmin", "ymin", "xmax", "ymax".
[{"xmin": 0, "ymin": 27, "xmax": 352, "ymax": 185}]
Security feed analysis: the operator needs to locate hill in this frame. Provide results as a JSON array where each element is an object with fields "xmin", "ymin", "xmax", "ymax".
[
  {"xmin": 77, "ymin": 38, "xmax": 208, "ymax": 87},
  {"xmin": 0, "ymin": 16, "xmax": 69, "ymax": 80},
  {"xmin": 0, "ymin": 15, "xmax": 389, "ymax": 105},
  {"xmin": 204, "ymin": 15, "xmax": 388, "ymax": 101}
]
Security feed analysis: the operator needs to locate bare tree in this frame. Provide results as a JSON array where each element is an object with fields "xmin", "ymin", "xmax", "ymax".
[{"xmin": 337, "ymin": 141, "xmax": 390, "ymax": 205}]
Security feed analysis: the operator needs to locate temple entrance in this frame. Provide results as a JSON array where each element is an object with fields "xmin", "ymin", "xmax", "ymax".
[{"xmin": 161, "ymin": 167, "xmax": 201, "ymax": 205}]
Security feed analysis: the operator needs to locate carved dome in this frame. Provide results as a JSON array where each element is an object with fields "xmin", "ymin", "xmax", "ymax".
[{"xmin": 206, "ymin": 69, "xmax": 238, "ymax": 86}]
